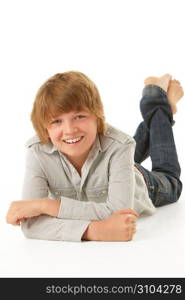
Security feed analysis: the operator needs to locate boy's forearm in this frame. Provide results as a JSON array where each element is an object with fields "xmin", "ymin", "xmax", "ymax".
[
  {"xmin": 41, "ymin": 198, "xmax": 61, "ymax": 217},
  {"xmin": 41, "ymin": 199, "xmax": 103, "ymax": 241}
]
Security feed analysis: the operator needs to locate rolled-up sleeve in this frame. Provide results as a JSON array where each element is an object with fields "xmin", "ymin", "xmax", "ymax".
[{"xmin": 58, "ymin": 140, "xmax": 136, "ymax": 221}]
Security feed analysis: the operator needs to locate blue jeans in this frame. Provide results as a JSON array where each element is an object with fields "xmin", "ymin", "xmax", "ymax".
[{"xmin": 133, "ymin": 85, "xmax": 183, "ymax": 207}]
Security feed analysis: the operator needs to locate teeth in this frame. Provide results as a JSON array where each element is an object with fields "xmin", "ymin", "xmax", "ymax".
[{"xmin": 64, "ymin": 136, "xmax": 82, "ymax": 144}]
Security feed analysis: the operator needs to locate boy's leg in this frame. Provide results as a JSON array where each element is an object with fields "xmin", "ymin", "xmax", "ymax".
[
  {"xmin": 135, "ymin": 77, "xmax": 183, "ymax": 207},
  {"xmin": 133, "ymin": 121, "xmax": 149, "ymax": 164},
  {"xmin": 133, "ymin": 120, "xmax": 175, "ymax": 164}
]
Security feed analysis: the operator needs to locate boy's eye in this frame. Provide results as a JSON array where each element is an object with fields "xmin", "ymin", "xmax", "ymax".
[
  {"xmin": 51, "ymin": 119, "xmax": 61, "ymax": 124},
  {"xmin": 75, "ymin": 115, "xmax": 86, "ymax": 120},
  {"xmin": 50, "ymin": 115, "xmax": 86, "ymax": 125}
]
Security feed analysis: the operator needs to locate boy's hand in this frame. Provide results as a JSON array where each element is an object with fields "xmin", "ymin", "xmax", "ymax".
[
  {"xmin": 6, "ymin": 199, "xmax": 45, "ymax": 226},
  {"xmin": 83, "ymin": 209, "xmax": 139, "ymax": 241},
  {"xmin": 99, "ymin": 209, "xmax": 138, "ymax": 241},
  {"xmin": 6, "ymin": 198, "xmax": 61, "ymax": 226}
]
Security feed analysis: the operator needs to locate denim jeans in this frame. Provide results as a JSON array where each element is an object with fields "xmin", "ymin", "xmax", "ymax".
[{"xmin": 133, "ymin": 85, "xmax": 183, "ymax": 207}]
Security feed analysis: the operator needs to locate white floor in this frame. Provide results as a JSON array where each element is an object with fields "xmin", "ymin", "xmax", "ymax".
[{"xmin": 1, "ymin": 193, "xmax": 185, "ymax": 278}]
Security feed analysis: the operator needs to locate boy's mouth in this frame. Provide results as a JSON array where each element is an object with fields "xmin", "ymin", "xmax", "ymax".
[{"xmin": 63, "ymin": 136, "xmax": 84, "ymax": 145}]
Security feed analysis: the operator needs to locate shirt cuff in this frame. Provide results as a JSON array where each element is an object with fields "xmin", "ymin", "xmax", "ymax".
[{"xmin": 61, "ymin": 219, "xmax": 90, "ymax": 242}]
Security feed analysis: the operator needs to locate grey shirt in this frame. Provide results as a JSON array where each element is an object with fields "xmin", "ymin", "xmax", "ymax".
[{"xmin": 21, "ymin": 124, "xmax": 156, "ymax": 242}]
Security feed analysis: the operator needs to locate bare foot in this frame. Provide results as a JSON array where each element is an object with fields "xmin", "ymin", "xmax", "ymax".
[
  {"xmin": 167, "ymin": 79, "xmax": 184, "ymax": 114},
  {"xmin": 144, "ymin": 73, "xmax": 172, "ymax": 92}
]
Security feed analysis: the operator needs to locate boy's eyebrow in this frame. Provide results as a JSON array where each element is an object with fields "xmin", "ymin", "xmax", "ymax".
[
  {"xmin": 73, "ymin": 110, "xmax": 89, "ymax": 114},
  {"xmin": 51, "ymin": 111, "xmax": 89, "ymax": 119},
  {"xmin": 70, "ymin": 111, "xmax": 90, "ymax": 115}
]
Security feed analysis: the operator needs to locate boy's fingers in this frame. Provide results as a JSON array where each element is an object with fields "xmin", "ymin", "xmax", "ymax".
[
  {"xmin": 125, "ymin": 214, "xmax": 137, "ymax": 224},
  {"xmin": 130, "ymin": 215, "xmax": 137, "ymax": 223},
  {"xmin": 133, "ymin": 227, "xmax": 136, "ymax": 233},
  {"xmin": 118, "ymin": 209, "xmax": 139, "ymax": 217}
]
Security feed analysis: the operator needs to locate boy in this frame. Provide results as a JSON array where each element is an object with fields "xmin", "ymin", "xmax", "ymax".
[{"xmin": 6, "ymin": 72, "xmax": 183, "ymax": 242}]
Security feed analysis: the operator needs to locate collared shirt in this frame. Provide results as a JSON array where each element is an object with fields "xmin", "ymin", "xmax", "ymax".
[{"xmin": 21, "ymin": 124, "xmax": 156, "ymax": 242}]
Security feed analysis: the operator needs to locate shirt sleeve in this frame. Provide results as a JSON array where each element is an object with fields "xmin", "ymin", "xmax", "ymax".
[
  {"xmin": 21, "ymin": 216, "xmax": 90, "ymax": 242},
  {"xmin": 58, "ymin": 140, "xmax": 136, "ymax": 221},
  {"xmin": 21, "ymin": 148, "xmax": 49, "ymax": 200},
  {"xmin": 21, "ymin": 148, "xmax": 90, "ymax": 242}
]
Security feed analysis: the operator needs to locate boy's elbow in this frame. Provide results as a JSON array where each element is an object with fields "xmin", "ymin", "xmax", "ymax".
[
  {"xmin": 21, "ymin": 219, "xmax": 35, "ymax": 239},
  {"xmin": 21, "ymin": 219, "xmax": 30, "ymax": 238}
]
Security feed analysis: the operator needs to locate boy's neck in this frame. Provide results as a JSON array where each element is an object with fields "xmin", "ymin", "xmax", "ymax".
[{"xmin": 65, "ymin": 152, "xmax": 89, "ymax": 176}]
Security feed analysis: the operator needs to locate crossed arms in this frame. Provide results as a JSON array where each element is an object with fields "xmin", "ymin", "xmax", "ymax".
[{"xmin": 6, "ymin": 141, "xmax": 138, "ymax": 242}]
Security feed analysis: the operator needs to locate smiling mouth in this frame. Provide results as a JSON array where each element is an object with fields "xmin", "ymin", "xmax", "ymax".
[{"xmin": 63, "ymin": 136, "xmax": 84, "ymax": 144}]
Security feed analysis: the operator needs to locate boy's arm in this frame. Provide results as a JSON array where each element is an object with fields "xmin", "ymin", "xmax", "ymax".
[
  {"xmin": 6, "ymin": 198, "xmax": 137, "ymax": 242},
  {"xmin": 21, "ymin": 215, "xmax": 90, "ymax": 242},
  {"xmin": 8, "ymin": 141, "xmax": 138, "ymax": 241},
  {"xmin": 21, "ymin": 211, "xmax": 137, "ymax": 242},
  {"xmin": 6, "ymin": 197, "xmax": 138, "ymax": 241},
  {"xmin": 7, "ymin": 148, "xmax": 90, "ymax": 242}
]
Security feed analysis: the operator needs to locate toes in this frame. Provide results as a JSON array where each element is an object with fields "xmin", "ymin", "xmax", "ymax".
[
  {"xmin": 172, "ymin": 79, "xmax": 182, "ymax": 87},
  {"xmin": 169, "ymin": 79, "xmax": 181, "ymax": 86},
  {"xmin": 170, "ymin": 79, "xmax": 176, "ymax": 85}
]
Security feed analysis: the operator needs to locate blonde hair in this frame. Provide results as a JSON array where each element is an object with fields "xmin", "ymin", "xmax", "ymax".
[{"xmin": 31, "ymin": 71, "xmax": 107, "ymax": 144}]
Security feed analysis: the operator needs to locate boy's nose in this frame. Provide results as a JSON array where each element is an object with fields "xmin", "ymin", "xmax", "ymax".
[{"xmin": 63, "ymin": 121, "xmax": 77, "ymax": 135}]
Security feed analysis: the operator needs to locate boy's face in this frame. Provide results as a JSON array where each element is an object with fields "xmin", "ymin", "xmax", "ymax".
[{"xmin": 46, "ymin": 110, "xmax": 98, "ymax": 166}]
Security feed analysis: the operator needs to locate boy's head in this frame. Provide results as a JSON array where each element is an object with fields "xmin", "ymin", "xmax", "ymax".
[{"xmin": 31, "ymin": 71, "xmax": 107, "ymax": 145}]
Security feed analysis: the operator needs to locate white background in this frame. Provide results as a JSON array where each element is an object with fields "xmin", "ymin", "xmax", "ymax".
[{"xmin": 0, "ymin": 0, "xmax": 185, "ymax": 277}]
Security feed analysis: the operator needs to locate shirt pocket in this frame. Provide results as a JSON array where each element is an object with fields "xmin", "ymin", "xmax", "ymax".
[
  {"xmin": 49, "ymin": 187, "xmax": 77, "ymax": 200},
  {"xmin": 85, "ymin": 185, "xmax": 108, "ymax": 203}
]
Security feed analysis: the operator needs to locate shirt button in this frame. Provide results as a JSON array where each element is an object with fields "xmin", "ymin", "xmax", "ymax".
[{"xmin": 102, "ymin": 190, "xmax": 106, "ymax": 194}]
